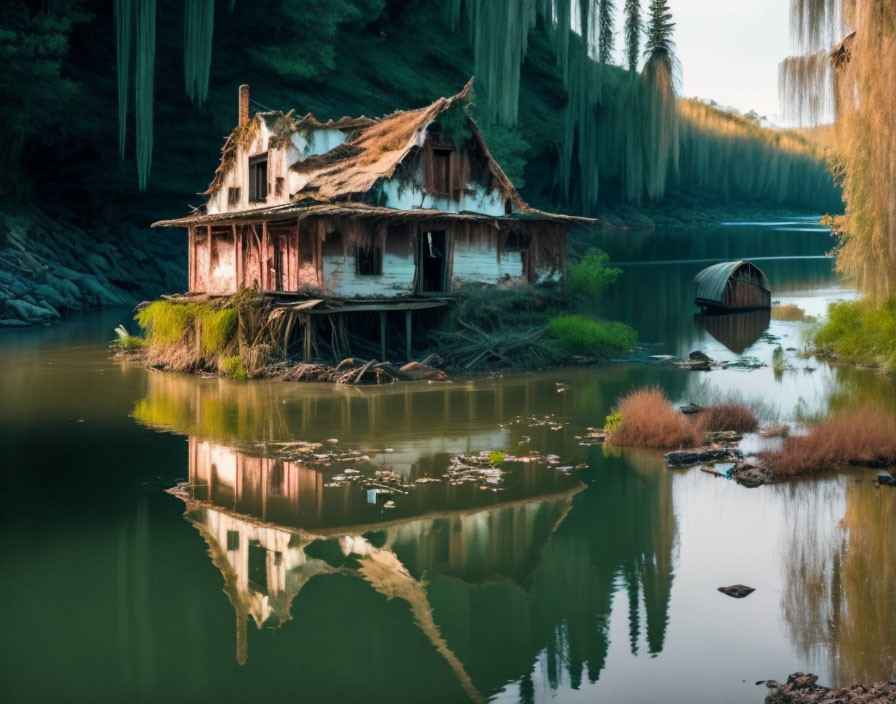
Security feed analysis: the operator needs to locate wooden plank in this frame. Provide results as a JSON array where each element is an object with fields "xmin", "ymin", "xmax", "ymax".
[
  {"xmin": 303, "ymin": 315, "xmax": 312, "ymax": 363},
  {"xmin": 232, "ymin": 224, "xmax": 240, "ymax": 290},
  {"xmin": 262, "ymin": 221, "xmax": 269, "ymax": 291},
  {"xmin": 188, "ymin": 226, "xmax": 194, "ymax": 291},
  {"xmin": 309, "ymin": 299, "xmax": 451, "ymax": 314}
]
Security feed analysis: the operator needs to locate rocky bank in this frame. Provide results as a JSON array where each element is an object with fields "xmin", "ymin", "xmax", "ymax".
[{"xmin": 0, "ymin": 207, "xmax": 185, "ymax": 327}]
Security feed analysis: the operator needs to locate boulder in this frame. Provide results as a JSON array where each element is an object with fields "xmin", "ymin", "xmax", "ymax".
[
  {"xmin": 0, "ymin": 318, "xmax": 29, "ymax": 328},
  {"xmin": 665, "ymin": 446, "xmax": 743, "ymax": 468},
  {"xmin": 877, "ymin": 472, "xmax": 894, "ymax": 487},
  {"xmin": 5, "ymin": 299, "xmax": 60, "ymax": 324},
  {"xmin": 730, "ymin": 461, "xmax": 773, "ymax": 488},
  {"xmin": 764, "ymin": 672, "xmax": 896, "ymax": 704}
]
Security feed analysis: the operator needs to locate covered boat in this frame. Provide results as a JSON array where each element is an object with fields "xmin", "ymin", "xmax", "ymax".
[{"xmin": 693, "ymin": 260, "xmax": 771, "ymax": 312}]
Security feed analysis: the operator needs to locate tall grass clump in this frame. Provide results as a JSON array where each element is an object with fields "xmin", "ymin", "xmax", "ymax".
[
  {"xmin": 694, "ymin": 403, "xmax": 758, "ymax": 434},
  {"xmin": 810, "ymin": 298, "xmax": 896, "ymax": 372},
  {"xmin": 199, "ymin": 307, "xmax": 239, "ymax": 357},
  {"xmin": 760, "ymin": 405, "xmax": 896, "ymax": 477},
  {"xmin": 547, "ymin": 314, "xmax": 636, "ymax": 358},
  {"xmin": 605, "ymin": 387, "xmax": 702, "ymax": 449},
  {"xmin": 135, "ymin": 300, "xmax": 199, "ymax": 345}
]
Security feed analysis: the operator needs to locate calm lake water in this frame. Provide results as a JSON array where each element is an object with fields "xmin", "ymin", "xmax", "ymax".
[{"xmin": 2, "ymin": 219, "xmax": 895, "ymax": 703}]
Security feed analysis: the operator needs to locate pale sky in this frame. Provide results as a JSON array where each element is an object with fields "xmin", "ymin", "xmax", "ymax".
[{"xmin": 616, "ymin": 0, "xmax": 793, "ymax": 124}]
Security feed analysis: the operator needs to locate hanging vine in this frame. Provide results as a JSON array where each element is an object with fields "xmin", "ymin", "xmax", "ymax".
[{"xmin": 184, "ymin": 0, "xmax": 215, "ymax": 106}]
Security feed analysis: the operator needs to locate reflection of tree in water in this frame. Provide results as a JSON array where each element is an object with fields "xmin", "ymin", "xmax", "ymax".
[{"xmin": 781, "ymin": 478, "xmax": 896, "ymax": 685}]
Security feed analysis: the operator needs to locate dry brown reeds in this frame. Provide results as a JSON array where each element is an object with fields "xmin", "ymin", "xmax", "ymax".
[
  {"xmin": 760, "ymin": 405, "xmax": 896, "ymax": 476},
  {"xmin": 606, "ymin": 388, "xmax": 702, "ymax": 449},
  {"xmin": 694, "ymin": 403, "xmax": 759, "ymax": 434}
]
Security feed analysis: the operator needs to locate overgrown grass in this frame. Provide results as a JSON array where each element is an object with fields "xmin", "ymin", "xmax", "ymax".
[
  {"xmin": 547, "ymin": 314, "xmax": 637, "ymax": 358},
  {"xmin": 135, "ymin": 301, "xmax": 201, "ymax": 345},
  {"xmin": 810, "ymin": 297, "xmax": 896, "ymax": 372},
  {"xmin": 605, "ymin": 388, "xmax": 702, "ymax": 449},
  {"xmin": 200, "ymin": 308, "xmax": 239, "ymax": 357},
  {"xmin": 694, "ymin": 403, "xmax": 759, "ymax": 433},
  {"xmin": 113, "ymin": 324, "xmax": 146, "ymax": 351},
  {"xmin": 760, "ymin": 405, "xmax": 896, "ymax": 476}
]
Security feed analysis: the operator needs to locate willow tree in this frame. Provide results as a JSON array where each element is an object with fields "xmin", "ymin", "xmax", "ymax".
[
  {"xmin": 184, "ymin": 0, "xmax": 215, "ymax": 106},
  {"xmin": 598, "ymin": 0, "xmax": 615, "ymax": 64},
  {"xmin": 135, "ymin": 0, "xmax": 156, "ymax": 191},
  {"xmin": 640, "ymin": 0, "xmax": 678, "ymax": 200},
  {"xmin": 782, "ymin": 0, "xmax": 896, "ymax": 295}
]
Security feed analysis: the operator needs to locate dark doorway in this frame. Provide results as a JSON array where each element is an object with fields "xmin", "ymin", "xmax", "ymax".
[{"xmin": 418, "ymin": 231, "xmax": 446, "ymax": 292}]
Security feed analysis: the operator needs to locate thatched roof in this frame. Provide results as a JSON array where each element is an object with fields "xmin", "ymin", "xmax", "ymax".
[{"xmin": 159, "ymin": 80, "xmax": 593, "ymax": 230}]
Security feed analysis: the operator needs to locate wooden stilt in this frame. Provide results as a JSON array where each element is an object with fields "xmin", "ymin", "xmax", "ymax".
[
  {"xmin": 232, "ymin": 224, "xmax": 240, "ymax": 290},
  {"xmin": 379, "ymin": 312, "xmax": 386, "ymax": 361},
  {"xmin": 405, "ymin": 309, "xmax": 412, "ymax": 362},
  {"xmin": 188, "ymin": 226, "xmax": 194, "ymax": 291},
  {"xmin": 262, "ymin": 221, "xmax": 269, "ymax": 291},
  {"xmin": 303, "ymin": 315, "xmax": 312, "ymax": 363}
]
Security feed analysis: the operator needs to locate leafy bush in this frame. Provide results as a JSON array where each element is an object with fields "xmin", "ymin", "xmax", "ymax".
[
  {"xmin": 220, "ymin": 355, "xmax": 248, "ymax": 380},
  {"xmin": 488, "ymin": 450, "xmax": 506, "ymax": 465},
  {"xmin": 567, "ymin": 248, "xmax": 622, "ymax": 300},
  {"xmin": 547, "ymin": 314, "xmax": 636, "ymax": 357},
  {"xmin": 603, "ymin": 411, "xmax": 623, "ymax": 433},
  {"xmin": 810, "ymin": 297, "xmax": 896, "ymax": 371}
]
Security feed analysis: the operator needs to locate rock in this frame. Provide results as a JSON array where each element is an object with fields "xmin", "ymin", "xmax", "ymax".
[
  {"xmin": 700, "ymin": 465, "xmax": 724, "ymax": 477},
  {"xmin": 76, "ymin": 274, "xmax": 127, "ymax": 305},
  {"xmin": 665, "ymin": 446, "xmax": 743, "ymax": 468},
  {"xmin": 4, "ymin": 299, "xmax": 60, "ymax": 324},
  {"xmin": 689, "ymin": 350, "xmax": 711, "ymax": 362},
  {"xmin": 705, "ymin": 430, "xmax": 743, "ymax": 445},
  {"xmin": 0, "ymin": 318, "xmax": 29, "ymax": 327},
  {"xmin": 877, "ymin": 472, "xmax": 894, "ymax": 486},
  {"xmin": 679, "ymin": 403, "xmax": 705, "ymax": 415},
  {"xmin": 730, "ymin": 461, "xmax": 773, "ymax": 488},
  {"xmin": 32, "ymin": 283, "xmax": 71, "ymax": 311},
  {"xmin": 764, "ymin": 672, "xmax": 896, "ymax": 703},
  {"xmin": 718, "ymin": 584, "xmax": 755, "ymax": 598},
  {"xmin": 399, "ymin": 361, "xmax": 447, "ymax": 380}
]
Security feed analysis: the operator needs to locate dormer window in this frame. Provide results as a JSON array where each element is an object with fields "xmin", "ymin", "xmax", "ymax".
[{"xmin": 248, "ymin": 153, "xmax": 268, "ymax": 203}]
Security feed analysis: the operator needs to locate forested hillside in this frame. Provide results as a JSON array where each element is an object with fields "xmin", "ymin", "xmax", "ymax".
[{"xmin": 2, "ymin": 0, "xmax": 840, "ymax": 224}]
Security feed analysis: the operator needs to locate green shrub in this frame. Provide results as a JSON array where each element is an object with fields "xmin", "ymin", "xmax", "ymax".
[
  {"xmin": 488, "ymin": 450, "xmax": 506, "ymax": 465},
  {"xmin": 220, "ymin": 355, "xmax": 248, "ymax": 380},
  {"xmin": 810, "ymin": 297, "xmax": 896, "ymax": 371},
  {"xmin": 547, "ymin": 314, "xmax": 637, "ymax": 358},
  {"xmin": 567, "ymin": 248, "xmax": 622, "ymax": 300},
  {"xmin": 603, "ymin": 411, "xmax": 623, "ymax": 433}
]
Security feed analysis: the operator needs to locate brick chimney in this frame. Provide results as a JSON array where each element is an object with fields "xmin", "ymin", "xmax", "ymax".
[{"xmin": 239, "ymin": 84, "xmax": 250, "ymax": 126}]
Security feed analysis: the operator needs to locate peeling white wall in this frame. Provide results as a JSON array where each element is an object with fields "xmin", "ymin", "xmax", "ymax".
[
  {"xmin": 453, "ymin": 240, "xmax": 524, "ymax": 284},
  {"xmin": 321, "ymin": 233, "xmax": 415, "ymax": 298},
  {"xmin": 378, "ymin": 177, "xmax": 507, "ymax": 216}
]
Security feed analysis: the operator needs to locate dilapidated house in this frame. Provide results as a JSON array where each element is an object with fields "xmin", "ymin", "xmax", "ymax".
[{"xmin": 153, "ymin": 80, "xmax": 585, "ymax": 300}]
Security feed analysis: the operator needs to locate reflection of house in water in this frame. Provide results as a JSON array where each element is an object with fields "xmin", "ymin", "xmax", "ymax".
[
  {"xmin": 174, "ymin": 437, "xmax": 677, "ymax": 700},
  {"xmin": 695, "ymin": 309, "xmax": 770, "ymax": 354}
]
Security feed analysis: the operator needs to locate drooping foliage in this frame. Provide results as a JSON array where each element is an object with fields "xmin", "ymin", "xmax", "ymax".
[
  {"xmin": 135, "ymin": 0, "xmax": 155, "ymax": 191},
  {"xmin": 624, "ymin": 0, "xmax": 641, "ymax": 71},
  {"xmin": 781, "ymin": 0, "xmax": 896, "ymax": 295},
  {"xmin": 184, "ymin": 0, "xmax": 215, "ymax": 106},
  {"xmin": 114, "ymin": 0, "xmax": 132, "ymax": 159},
  {"xmin": 598, "ymin": 0, "xmax": 615, "ymax": 64}
]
